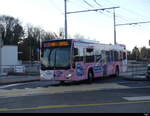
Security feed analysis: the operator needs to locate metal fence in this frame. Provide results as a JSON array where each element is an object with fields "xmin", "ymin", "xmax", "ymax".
[
  {"xmin": 0, "ymin": 61, "xmax": 40, "ymax": 76},
  {"xmin": 120, "ymin": 60, "xmax": 149, "ymax": 77},
  {"xmin": 0, "ymin": 60, "xmax": 149, "ymax": 76}
]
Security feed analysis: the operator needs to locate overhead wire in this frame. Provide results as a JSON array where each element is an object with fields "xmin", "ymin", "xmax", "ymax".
[
  {"xmin": 95, "ymin": 0, "xmax": 130, "ymax": 23},
  {"xmin": 103, "ymin": 0, "xmax": 150, "ymax": 28},
  {"xmin": 93, "ymin": 0, "xmax": 112, "ymax": 14},
  {"xmin": 96, "ymin": 0, "xmax": 149, "ymax": 31},
  {"xmin": 50, "ymin": 0, "xmax": 64, "ymax": 15},
  {"xmin": 68, "ymin": 0, "xmax": 90, "ymax": 10},
  {"xmin": 81, "ymin": 0, "xmax": 114, "ymax": 18},
  {"xmin": 68, "ymin": 0, "xmax": 150, "ymax": 31},
  {"xmin": 83, "ymin": 0, "xmax": 94, "ymax": 8},
  {"xmin": 68, "ymin": 0, "xmax": 150, "ymax": 43}
]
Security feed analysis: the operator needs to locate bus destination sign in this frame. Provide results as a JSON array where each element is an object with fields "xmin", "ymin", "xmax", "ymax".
[{"xmin": 43, "ymin": 41, "xmax": 70, "ymax": 48}]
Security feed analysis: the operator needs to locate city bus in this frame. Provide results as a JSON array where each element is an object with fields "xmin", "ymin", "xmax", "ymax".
[{"xmin": 40, "ymin": 39, "xmax": 127, "ymax": 83}]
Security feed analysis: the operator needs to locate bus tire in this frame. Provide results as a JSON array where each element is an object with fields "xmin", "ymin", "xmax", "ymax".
[
  {"xmin": 87, "ymin": 70, "xmax": 94, "ymax": 84},
  {"xmin": 60, "ymin": 81, "xmax": 65, "ymax": 85},
  {"xmin": 115, "ymin": 66, "xmax": 119, "ymax": 77}
]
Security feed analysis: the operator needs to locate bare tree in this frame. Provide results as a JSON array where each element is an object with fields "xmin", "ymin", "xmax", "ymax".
[
  {"xmin": 0, "ymin": 15, "xmax": 24, "ymax": 45},
  {"xmin": 19, "ymin": 24, "xmax": 59, "ymax": 61}
]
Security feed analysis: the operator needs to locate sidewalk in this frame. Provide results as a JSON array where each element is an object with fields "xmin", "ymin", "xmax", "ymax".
[{"xmin": 0, "ymin": 75, "xmax": 40, "ymax": 85}]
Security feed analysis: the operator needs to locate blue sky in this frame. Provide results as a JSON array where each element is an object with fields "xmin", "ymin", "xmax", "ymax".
[{"xmin": 0, "ymin": 0, "xmax": 150, "ymax": 51}]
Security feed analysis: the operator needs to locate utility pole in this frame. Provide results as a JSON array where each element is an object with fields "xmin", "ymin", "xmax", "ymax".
[
  {"xmin": 64, "ymin": 0, "xmax": 68, "ymax": 39},
  {"xmin": 113, "ymin": 8, "xmax": 117, "ymax": 45}
]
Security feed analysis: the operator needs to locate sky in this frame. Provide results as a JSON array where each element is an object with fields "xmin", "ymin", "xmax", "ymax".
[{"xmin": 0, "ymin": 0, "xmax": 150, "ymax": 51}]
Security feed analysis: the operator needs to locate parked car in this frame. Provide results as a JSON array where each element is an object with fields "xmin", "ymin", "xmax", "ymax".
[{"xmin": 146, "ymin": 64, "xmax": 150, "ymax": 80}]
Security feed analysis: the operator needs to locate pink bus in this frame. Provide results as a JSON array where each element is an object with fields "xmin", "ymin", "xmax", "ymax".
[{"xmin": 40, "ymin": 39, "xmax": 127, "ymax": 83}]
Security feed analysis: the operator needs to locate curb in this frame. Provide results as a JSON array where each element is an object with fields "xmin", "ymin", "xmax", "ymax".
[
  {"xmin": 0, "ymin": 79, "xmax": 40, "ymax": 86},
  {"xmin": 0, "ymin": 75, "xmax": 41, "ymax": 85},
  {"xmin": 121, "ymin": 76, "xmax": 149, "ymax": 81}
]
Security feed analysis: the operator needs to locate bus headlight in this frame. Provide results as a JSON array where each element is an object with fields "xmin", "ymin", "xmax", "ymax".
[{"xmin": 65, "ymin": 73, "xmax": 72, "ymax": 78}]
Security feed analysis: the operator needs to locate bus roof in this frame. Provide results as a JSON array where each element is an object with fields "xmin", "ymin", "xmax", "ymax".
[{"xmin": 42, "ymin": 39, "xmax": 126, "ymax": 50}]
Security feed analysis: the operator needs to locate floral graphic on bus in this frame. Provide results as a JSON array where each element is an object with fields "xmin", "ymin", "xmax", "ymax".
[
  {"xmin": 76, "ymin": 63, "xmax": 84, "ymax": 76},
  {"xmin": 94, "ymin": 66, "xmax": 103, "ymax": 73}
]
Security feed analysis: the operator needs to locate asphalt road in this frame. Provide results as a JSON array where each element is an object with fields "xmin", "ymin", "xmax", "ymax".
[{"xmin": 0, "ymin": 77, "xmax": 150, "ymax": 113}]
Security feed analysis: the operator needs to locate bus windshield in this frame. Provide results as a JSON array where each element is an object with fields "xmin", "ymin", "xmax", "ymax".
[{"xmin": 41, "ymin": 47, "xmax": 71, "ymax": 70}]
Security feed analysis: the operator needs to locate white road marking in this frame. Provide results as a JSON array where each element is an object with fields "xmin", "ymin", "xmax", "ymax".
[
  {"xmin": 123, "ymin": 96, "xmax": 150, "ymax": 101},
  {"xmin": 0, "ymin": 83, "xmax": 26, "ymax": 89}
]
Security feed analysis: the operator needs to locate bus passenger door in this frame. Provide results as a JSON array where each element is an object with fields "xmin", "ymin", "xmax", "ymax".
[
  {"xmin": 94, "ymin": 54, "xmax": 103, "ymax": 78},
  {"xmin": 84, "ymin": 48, "xmax": 96, "ymax": 79},
  {"xmin": 101, "ymin": 50, "xmax": 108, "ymax": 77},
  {"xmin": 106, "ymin": 51, "xmax": 113, "ymax": 76},
  {"xmin": 73, "ymin": 47, "xmax": 85, "ymax": 80}
]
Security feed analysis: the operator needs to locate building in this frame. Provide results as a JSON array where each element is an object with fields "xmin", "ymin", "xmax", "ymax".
[{"xmin": 0, "ymin": 45, "xmax": 20, "ymax": 75}]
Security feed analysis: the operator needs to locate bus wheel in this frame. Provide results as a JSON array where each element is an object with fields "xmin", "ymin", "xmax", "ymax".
[
  {"xmin": 60, "ymin": 81, "xmax": 65, "ymax": 85},
  {"xmin": 87, "ymin": 70, "xmax": 94, "ymax": 84},
  {"xmin": 115, "ymin": 67, "xmax": 119, "ymax": 77}
]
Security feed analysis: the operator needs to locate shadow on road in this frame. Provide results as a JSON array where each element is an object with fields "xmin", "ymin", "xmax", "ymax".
[{"xmin": 50, "ymin": 76, "xmax": 120, "ymax": 87}]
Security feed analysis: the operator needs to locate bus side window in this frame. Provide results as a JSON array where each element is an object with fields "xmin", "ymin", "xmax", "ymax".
[
  {"xmin": 95, "ymin": 55, "xmax": 102, "ymax": 62},
  {"xmin": 118, "ymin": 51, "xmax": 120, "ymax": 61},
  {"xmin": 74, "ymin": 48, "xmax": 84, "ymax": 62},
  {"xmin": 120, "ymin": 51, "xmax": 123, "ymax": 61},
  {"xmin": 94, "ymin": 49, "xmax": 102, "ymax": 62},
  {"xmin": 119, "ymin": 51, "xmax": 122, "ymax": 61},
  {"xmin": 114, "ymin": 51, "xmax": 119, "ymax": 61},
  {"xmin": 101, "ymin": 50, "xmax": 106, "ymax": 63},
  {"xmin": 110, "ymin": 50, "xmax": 114, "ymax": 61},
  {"xmin": 106, "ymin": 51, "xmax": 110, "ymax": 62},
  {"xmin": 123, "ymin": 52, "xmax": 126, "ymax": 60},
  {"xmin": 74, "ymin": 48, "xmax": 78, "ymax": 56},
  {"xmin": 85, "ymin": 48, "xmax": 94, "ymax": 63}
]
